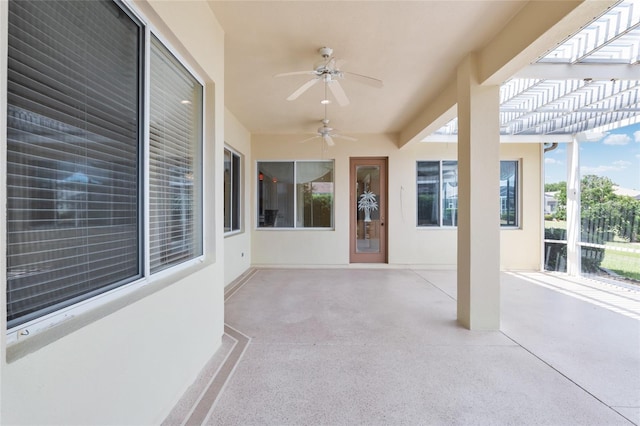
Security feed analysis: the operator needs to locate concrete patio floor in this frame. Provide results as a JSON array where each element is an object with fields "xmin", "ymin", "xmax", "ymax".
[{"xmin": 164, "ymin": 268, "xmax": 640, "ymax": 425}]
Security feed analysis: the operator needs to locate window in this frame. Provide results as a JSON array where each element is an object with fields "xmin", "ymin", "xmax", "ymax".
[
  {"xmin": 417, "ymin": 160, "xmax": 519, "ymax": 228},
  {"xmin": 7, "ymin": 0, "xmax": 142, "ymax": 328},
  {"xmin": 500, "ymin": 161, "xmax": 518, "ymax": 226},
  {"xmin": 224, "ymin": 148, "xmax": 241, "ymax": 233},
  {"xmin": 149, "ymin": 36, "xmax": 203, "ymax": 273},
  {"xmin": 257, "ymin": 161, "xmax": 334, "ymax": 228},
  {"xmin": 6, "ymin": 1, "xmax": 204, "ymax": 331}
]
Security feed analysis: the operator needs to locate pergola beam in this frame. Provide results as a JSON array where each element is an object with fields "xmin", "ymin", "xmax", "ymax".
[{"xmin": 514, "ymin": 63, "xmax": 640, "ymax": 80}]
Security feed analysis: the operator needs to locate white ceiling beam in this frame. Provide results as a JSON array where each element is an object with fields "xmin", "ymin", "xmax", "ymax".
[
  {"xmin": 398, "ymin": 80, "xmax": 457, "ymax": 149},
  {"xmin": 421, "ymin": 134, "xmax": 574, "ymax": 143},
  {"xmin": 514, "ymin": 63, "xmax": 640, "ymax": 80}
]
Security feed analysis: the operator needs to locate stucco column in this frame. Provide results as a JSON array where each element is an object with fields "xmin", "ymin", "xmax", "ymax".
[{"xmin": 456, "ymin": 54, "xmax": 501, "ymax": 330}]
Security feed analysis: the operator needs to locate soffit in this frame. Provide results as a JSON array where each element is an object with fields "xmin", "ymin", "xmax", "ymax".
[{"xmin": 208, "ymin": 1, "xmax": 527, "ymax": 135}]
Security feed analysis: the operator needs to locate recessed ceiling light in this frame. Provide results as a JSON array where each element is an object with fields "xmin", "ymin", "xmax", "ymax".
[{"xmin": 320, "ymin": 99, "xmax": 331, "ymax": 105}]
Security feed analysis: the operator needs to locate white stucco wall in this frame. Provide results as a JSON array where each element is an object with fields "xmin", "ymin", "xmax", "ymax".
[
  {"xmin": 251, "ymin": 134, "xmax": 542, "ymax": 270},
  {"xmin": 224, "ymin": 109, "xmax": 253, "ymax": 285},
  {"xmin": 1, "ymin": 1, "xmax": 226, "ymax": 424},
  {"xmin": 500, "ymin": 143, "xmax": 543, "ymax": 270}
]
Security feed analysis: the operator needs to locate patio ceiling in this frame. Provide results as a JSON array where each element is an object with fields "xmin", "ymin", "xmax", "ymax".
[{"xmin": 426, "ymin": 0, "xmax": 640, "ymax": 142}]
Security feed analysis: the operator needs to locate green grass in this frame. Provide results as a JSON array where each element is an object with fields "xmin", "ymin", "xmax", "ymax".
[
  {"xmin": 545, "ymin": 220, "xmax": 566, "ymax": 230},
  {"xmin": 600, "ymin": 242, "xmax": 640, "ymax": 282},
  {"xmin": 545, "ymin": 222, "xmax": 639, "ymax": 282}
]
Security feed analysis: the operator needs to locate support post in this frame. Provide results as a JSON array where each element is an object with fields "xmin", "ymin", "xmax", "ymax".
[
  {"xmin": 566, "ymin": 138, "xmax": 581, "ymax": 276},
  {"xmin": 456, "ymin": 54, "xmax": 501, "ymax": 330}
]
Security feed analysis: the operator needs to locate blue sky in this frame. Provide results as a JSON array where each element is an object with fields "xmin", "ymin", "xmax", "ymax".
[{"xmin": 545, "ymin": 122, "xmax": 640, "ymax": 190}]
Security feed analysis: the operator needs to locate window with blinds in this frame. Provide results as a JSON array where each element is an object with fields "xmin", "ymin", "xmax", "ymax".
[
  {"xmin": 6, "ymin": 0, "xmax": 143, "ymax": 328},
  {"xmin": 224, "ymin": 148, "xmax": 241, "ymax": 233},
  {"xmin": 149, "ymin": 36, "xmax": 203, "ymax": 273}
]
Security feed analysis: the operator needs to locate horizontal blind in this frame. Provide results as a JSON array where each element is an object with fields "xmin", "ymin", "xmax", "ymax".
[
  {"xmin": 149, "ymin": 36, "xmax": 203, "ymax": 273},
  {"xmin": 6, "ymin": 0, "xmax": 142, "ymax": 327}
]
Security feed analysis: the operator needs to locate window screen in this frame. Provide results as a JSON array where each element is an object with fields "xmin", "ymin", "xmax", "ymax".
[
  {"xmin": 6, "ymin": 0, "xmax": 142, "ymax": 327},
  {"xmin": 149, "ymin": 36, "xmax": 203, "ymax": 273}
]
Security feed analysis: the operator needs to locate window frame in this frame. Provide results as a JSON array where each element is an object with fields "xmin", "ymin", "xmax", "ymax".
[
  {"xmin": 416, "ymin": 159, "xmax": 521, "ymax": 229},
  {"xmin": 147, "ymin": 33, "xmax": 204, "ymax": 274},
  {"xmin": 5, "ymin": 0, "xmax": 208, "ymax": 344},
  {"xmin": 499, "ymin": 159, "xmax": 520, "ymax": 229},
  {"xmin": 256, "ymin": 159, "xmax": 335, "ymax": 230},
  {"xmin": 224, "ymin": 146, "xmax": 243, "ymax": 235}
]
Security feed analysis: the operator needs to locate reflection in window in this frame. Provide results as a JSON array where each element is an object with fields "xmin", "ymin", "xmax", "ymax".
[
  {"xmin": 442, "ymin": 161, "xmax": 458, "ymax": 226},
  {"xmin": 416, "ymin": 160, "xmax": 519, "ymax": 227},
  {"xmin": 257, "ymin": 161, "xmax": 334, "ymax": 228},
  {"xmin": 417, "ymin": 162, "xmax": 439, "ymax": 226},
  {"xmin": 297, "ymin": 162, "xmax": 334, "ymax": 228},
  {"xmin": 224, "ymin": 148, "xmax": 241, "ymax": 233},
  {"xmin": 500, "ymin": 161, "xmax": 518, "ymax": 226},
  {"xmin": 6, "ymin": 0, "xmax": 141, "ymax": 327}
]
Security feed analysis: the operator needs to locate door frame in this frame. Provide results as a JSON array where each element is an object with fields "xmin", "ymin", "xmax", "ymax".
[{"xmin": 349, "ymin": 157, "xmax": 388, "ymax": 263}]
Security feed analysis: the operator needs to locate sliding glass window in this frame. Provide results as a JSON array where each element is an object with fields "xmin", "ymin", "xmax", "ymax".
[
  {"xmin": 257, "ymin": 161, "xmax": 334, "ymax": 228},
  {"xmin": 417, "ymin": 160, "xmax": 519, "ymax": 228}
]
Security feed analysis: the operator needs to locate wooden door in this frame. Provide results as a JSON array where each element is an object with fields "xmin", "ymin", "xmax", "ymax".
[{"xmin": 350, "ymin": 157, "xmax": 387, "ymax": 263}]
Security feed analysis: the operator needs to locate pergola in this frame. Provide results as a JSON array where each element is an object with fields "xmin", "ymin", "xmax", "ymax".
[{"xmin": 427, "ymin": 0, "xmax": 640, "ymax": 142}]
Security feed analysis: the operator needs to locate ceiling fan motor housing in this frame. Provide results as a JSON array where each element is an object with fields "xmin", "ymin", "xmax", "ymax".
[{"xmin": 318, "ymin": 46, "xmax": 333, "ymax": 58}]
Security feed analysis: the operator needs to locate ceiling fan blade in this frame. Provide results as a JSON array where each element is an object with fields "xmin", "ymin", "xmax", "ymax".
[
  {"xmin": 344, "ymin": 71, "xmax": 383, "ymax": 88},
  {"xmin": 298, "ymin": 135, "xmax": 320, "ymax": 144},
  {"xmin": 334, "ymin": 58, "xmax": 346, "ymax": 70},
  {"xmin": 328, "ymin": 80, "xmax": 349, "ymax": 106},
  {"xmin": 274, "ymin": 70, "xmax": 317, "ymax": 78},
  {"xmin": 287, "ymin": 78, "xmax": 320, "ymax": 101},
  {"xmin": 333, "ymin": 133, "xmax": 357, "ymax": 141},
  {"xmin": 323, "ymin": 134, "xmax": 335, "ymax": 146}
]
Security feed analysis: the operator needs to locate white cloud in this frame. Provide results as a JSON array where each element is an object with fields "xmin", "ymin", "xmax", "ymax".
[
  {"xmin": 581, "ymin": 161, "xmax": 630, "ymax": 175},
  {"xmin": 634, "ymin": 130, "xmax": 640, "ymax": 143},
  {"xmin": 603, "ymin": 133, "xmax": 632, "ymax": 146},
  {"xmin": 545, "ymin": 158, "xmax": 562, "ymax": 165}
]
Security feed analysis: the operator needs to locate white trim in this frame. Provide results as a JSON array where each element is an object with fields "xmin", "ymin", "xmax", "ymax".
[
  {"xmin": 421, "ymin": 134, "xmax": 575, "ymax": 143},
  {"xmin": 255, "ymin": 159, "xmax": 335, "ymax": 230},
  {"xmin": 1, "ymin": 0, "xmax": 9, "ymax": 348},
  {"xmin": 123, "ymin": 0, "xmax": 207, "ymax": 87},
  {"xmin": 416, "ymin": 159, "xmax": 521, "ymax": 229},
  {"xmin": 515, "ymin": 63, "xmax": 640, "ymax": 80},
  {"xmin": 224, "ymin": 145, "xmax": 243, "ymax": 235},
  {"xmin": 566, "ymin": 139, "xmax": 581, "ymax": 276},
  {"xmin": 143, "ymin": 22, "xmax": 152, "ymax": 279}
]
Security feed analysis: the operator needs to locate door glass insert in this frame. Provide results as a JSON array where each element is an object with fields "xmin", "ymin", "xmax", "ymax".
[{"xmin": 356, "ymin": 165, "xmax": 381, "ymax": 253}]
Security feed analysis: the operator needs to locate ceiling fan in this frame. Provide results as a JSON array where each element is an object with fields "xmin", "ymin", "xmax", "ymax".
[
  {"xmin": 299, "ymin": 118, "xmax": 357, "ymax": 147},
  {"xmin": 275, "ymin": 46, "xmax": 383, "ymax": 106}
]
